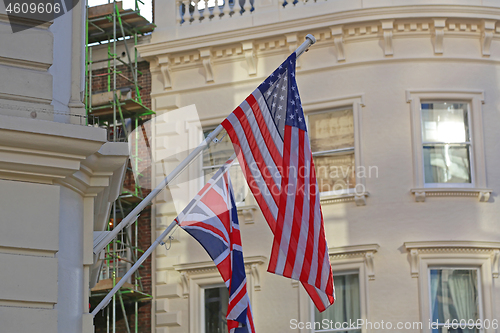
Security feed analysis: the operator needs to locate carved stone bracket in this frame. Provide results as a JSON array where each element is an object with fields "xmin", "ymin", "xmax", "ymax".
[
  {"xmin": 285, "ymin": 34, "xmax": 299, "ymax": 67},
  {"xmin": 251, "ymin": 264, "xmax": 261, "ymax": 291},
  {"xmin": 157, "ymin": 55, "xmax": 173, "ymax": 89},
  {"xmin": 330, "ymin": 26, "xmax": 345, "ymax": 62},
  {"xmin": 180, "ymin": 272, "xmax": 189, "ymax": 298},
  {"xmin": 409, "ymin": 249, "xmax": 419, "ymax": 278},
  {"xmin": 381, "ymin": 20, "xmax": 394, "ymax": 56},
  {"xmin": 433, "ymin": 18, "xmax": 447, "ymax": 54},
  {"xmin": 237, "ymin": 205, "xmax": 258, "ymax": 224},
  {"xmin": 241, "ymin": 41, "xmax": 257, "ymax": 76},
  {"xmin": 493, "ymin": 250, "xmax": 500, "ymax": 278},
  {"xmin": 482, "ymin": 20, "xmax": 496, "ymax": 56},
  {"xmin": 199, "ymin": 48, "xmax": 214, "ymax": 82}
]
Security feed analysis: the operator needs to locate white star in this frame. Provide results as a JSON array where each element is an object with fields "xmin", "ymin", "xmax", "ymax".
[
  {"xmin": 273, "ymin": 93, "xmax": 278, "ymax": 98},
  {"xmin": 270, "ymin": 73, "xmax": 274, "ymax": 77},
  {"xmin": 290, "ymin": 60, "xmax": 292, "ymax": 65},
  {"xmin": 295, "ymin": 94, "xmax": 299, "ymax": 100},
  {"xmin": 272, "ymin": 102, "xmax": 276, "ymax": 108},
  {"xmin": 279, "ymin": 95, "xmax": 285, "ymax": 101},
  {"xmin": 278, "ymin": 105, "xmax": 283, "ymax": 110},
  {"xmin": 279, "ymin": 65, "xmax": 283, "ymax": 69},
  {"xmin": 281, "ymin": 85, "xmax": 286, "ymax": 91},
  {"xmin": 291, "ymin": 72, "xmax": 295, "ymax": 77},
  {"xmin": 291, "ymin": 100, "xmax": 295, "ymax": 105},
  {"xmin": 299, "ymin": 117, "xmax": 302, "ymax": 122},
  {"xmin": 284, "ymin": 77, "xmax": 287, "ymax": 81},
  {"xmin": 290, "ymin": 114, "xmax": 294, "ymax": 119},
  {"xmin": 292, "ymin": 86, "xmax": 296, "ymax": 91},
  {"xmin": 266, "ymin": 90, "xmax": 272, "ymax": 97},
  {"xmin": 277, "ymin": 114, "xmax": 282, "ymax": 120},
  {"xmin": 277, "ymin": 73, "xmax": 282, "ymax": 79}
]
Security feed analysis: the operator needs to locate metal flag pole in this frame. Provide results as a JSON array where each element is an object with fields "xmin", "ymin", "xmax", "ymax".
[{"xmin": 91, "ymin": 34, "xmax": 316, "ymax": 317}]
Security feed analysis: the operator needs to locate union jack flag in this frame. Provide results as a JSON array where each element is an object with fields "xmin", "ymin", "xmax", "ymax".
[
  {"xmin": 176, "ymin": 160, "xmax": 255, "ymax": 333},
  {"xmin": 222, "ymin": 52, "xmax": 335, "ymax": 311}
]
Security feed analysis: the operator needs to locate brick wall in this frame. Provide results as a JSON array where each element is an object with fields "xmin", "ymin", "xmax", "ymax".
[{"xmin": 92, "ymin": 60, "xmax": 153, "ymax": 333}]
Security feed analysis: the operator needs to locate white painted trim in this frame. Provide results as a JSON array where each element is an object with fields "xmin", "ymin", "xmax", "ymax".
[
  {"xmin": 298, "ymin": 244, "xmax": 379, "ymax": 333},
  {"xmin": 404, "ymin": 241, "xmax": 499, "ymax": 333},
  {"xmin": 303, "ymin": 94, "xmax": 367, "ymax": 206},
  {"xmin": 174, "ymin": 256, "xmax": 266, "ymax": 333},
  {"xmin": 406, "ymin": 90, "xmax": 488, "ymax": 202}
]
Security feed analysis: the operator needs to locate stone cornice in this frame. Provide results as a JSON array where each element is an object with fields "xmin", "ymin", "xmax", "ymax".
[
  {"xmin": 56, "ymin": 142, "xmax": 129, "ymax": 197},
  {"xmin": 173, "ymin": 255, "xmax": 267, "ymax": 275},
  {"xmin": 138, "ymin": 6, "xmax": 500, "ymax": 58},
  {"xmin": 0, "ymin": 115, "xmax": 106, "ymax": 184}
]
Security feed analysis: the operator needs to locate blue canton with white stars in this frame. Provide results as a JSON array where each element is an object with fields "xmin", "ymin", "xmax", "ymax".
[{"xmin": 257, "ymin": 53, "xmax": 307, "ymax": 141}]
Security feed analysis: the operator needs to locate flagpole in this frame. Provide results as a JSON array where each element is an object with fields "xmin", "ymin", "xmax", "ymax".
[{"xmin": 91, "ymin": 34, "xmax": 317, "ymax": 317}]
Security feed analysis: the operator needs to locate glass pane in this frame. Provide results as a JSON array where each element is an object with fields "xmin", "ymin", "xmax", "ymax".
[
  {"xmin": 421, "ymin": 102, "xmax": 470, "ymax": 143},
  {"xmin": 203, "ymin": 130, "xmax": 235, "ymax": 167},
  {"xmin": 313, "ymin": 153, "xmax": 355, "ymax": 192},
  {"xmin": 204, "ymin": 165, "xmax": 247, "ymax": 204},
  {"xmin": 309, "ymin": 109, "xmax": 354, "ymax": 152},
  {"xmin": 205, "ymin": 286, "xmax": 229, "ymax": 333},
  {"xmin": 430, "ymin": 269, "xmax": 479, "ymax": 333},
  {"xmin": 423, "ymin": 145, "xmax": 471, "ymax": 184},
  {"xmin": 315, "ymin": 274, "xmax": 361, "ymax": 332}
]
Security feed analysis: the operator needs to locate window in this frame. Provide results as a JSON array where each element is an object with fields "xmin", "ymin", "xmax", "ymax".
[
  {"xmin": 429, "ymin": 268, "xmax": 481, "ymax": 333},
  {"xmin": 202, "ymin": 129, "xmax": 247, "ymax": 203},
  {"xmin": 298, "ymin": 244, "xmax": 377, "ymax": 333},
  {"xmin": 404, "ymin": 241, "xmax": 499, "ymax": 333},
  {"xmin": 203, "ymin": 285, "xmax": 229, "ymax": 333},
  {"xmin": 406, "ymin": 90, "xmax": 491, "ymax": 202},
  {"xmin": 314, "ymin": 272, "xmax": 362, "ymax": 333},
  {"xmin": 302, "ymin": 95, "xmax": 366, "ymax": 205},
  {"xmin": 308, "ymin": 109, "xmax": 356, "ymax": 195},
  {"xmin": 421, "ymin": 102, "xmax": 472, "ymax": 185}
]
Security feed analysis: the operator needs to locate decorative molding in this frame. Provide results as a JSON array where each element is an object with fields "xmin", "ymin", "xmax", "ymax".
[
  {"xmin": 199, "ymin": 48, "xmax": 214, "ymax": 82},
  {"xmin": 381, "ymin": 20, "xmax": 394, "ymax": 56},
  {"xmin": 251, "ymin": 264, "xmax": 261, "ymax": 291},
  {"xmin": 433, "ymin": 18, "xmax": 446, "ymax": 54},
  {"xmin": 410, "ymin": 188, "xmax": 492, "ymax": 202},
  {"xmin": 320, "ymin": 192, "xmax": 368, "ymax": 206},
  {"xmin": 237, "ymin": 204, "xmax": 258, "ymax": 224},
  {"xmin": 180, "ymin": 272, "xmax": 189, "ymax": 298},
  {"xmin": 404, "ymin": 241, "xmax": 500, "ymax": 278},
  {"xmin": 241, "ymin": 41, "xmax": 257, "ymax": 76},
  {"xmin": 157, "ymin": 55, "xmax": 173, "ymax": 89},
  {"xmin": 329, "ymin": 244, "xmax": 379, "ymax": 280},
  {"xmin": 482, "ymin": 20, "xmax": 496, "ymax": 56},
  {"xmin": 493, "ymin": 250, "xmax": 500, "ymax": 278},
  {"xmin": 330, "ymin": 26, "xmax": 345, "ymax": 62},
  {"xmin": 173, "ymin": 256, "xmax": 266, "ymax": 294}
]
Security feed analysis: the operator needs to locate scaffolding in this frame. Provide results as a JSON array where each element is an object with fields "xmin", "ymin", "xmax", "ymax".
[{"xmin": 85, "ymin": 1, "xmax": 155, "ymax": 332}]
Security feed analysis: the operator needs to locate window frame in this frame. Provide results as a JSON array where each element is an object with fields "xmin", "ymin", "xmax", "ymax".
[
  {"xmin": 406, "ymin": 90, "xmax": 491, "ymax": 202},
  {"xmin": 302, "ymin": 95, "xmax": 366, "ymax": 206},
  {"xmin": 306, "ymin": 107, "xmax": 356, "ymax": 198},
  {"xmin": 311, "ymin": 270, "xmax": 362, "ymax": 333},
  {"xmin": 420, "ymin": 101, "xmax": 474, "ymax": 188},
  {"xmin": 174, "ymin": 256, "xmax": 265, "ymax": 333},
  {"xmin": 404, "ymin": 241, "xmax": 500, "ymax": 333},
  {"xmin": 201, "ymin": 283, "xmax": 229, "ymax": 333},
  {"xmin": 298, "ymin": 244, "xmax": 379, "ymax": 333},
  {"xmin": 427, "ymin": 266, "xmax": 484, "ymax": 331}
]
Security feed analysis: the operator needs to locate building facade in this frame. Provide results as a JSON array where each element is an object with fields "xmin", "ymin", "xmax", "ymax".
[
  {"xmin": 0, "ymin": 2, "xmax": 128, "ymax": 333},
  {"xmin": 138, "ymin": 1, "xmax": 500, "ymax": 332}
]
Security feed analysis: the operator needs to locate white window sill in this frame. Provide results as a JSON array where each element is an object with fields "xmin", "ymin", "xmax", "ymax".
[
  {"xmin": 320, "ymin": 190, "xmax": 369, "ymax": 206},
  {"xmin": 410, "ymin": 188, "xmax": 492, "ymax": 202}
]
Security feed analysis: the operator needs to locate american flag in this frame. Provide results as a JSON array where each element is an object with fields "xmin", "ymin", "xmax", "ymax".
[
  {"xmin": 176, "ymin": 160, "xmax": 255, "ymax": 333},
  {"xmin": 222, "ymin": 52, "xmax": 335, "ymax": 311}
]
